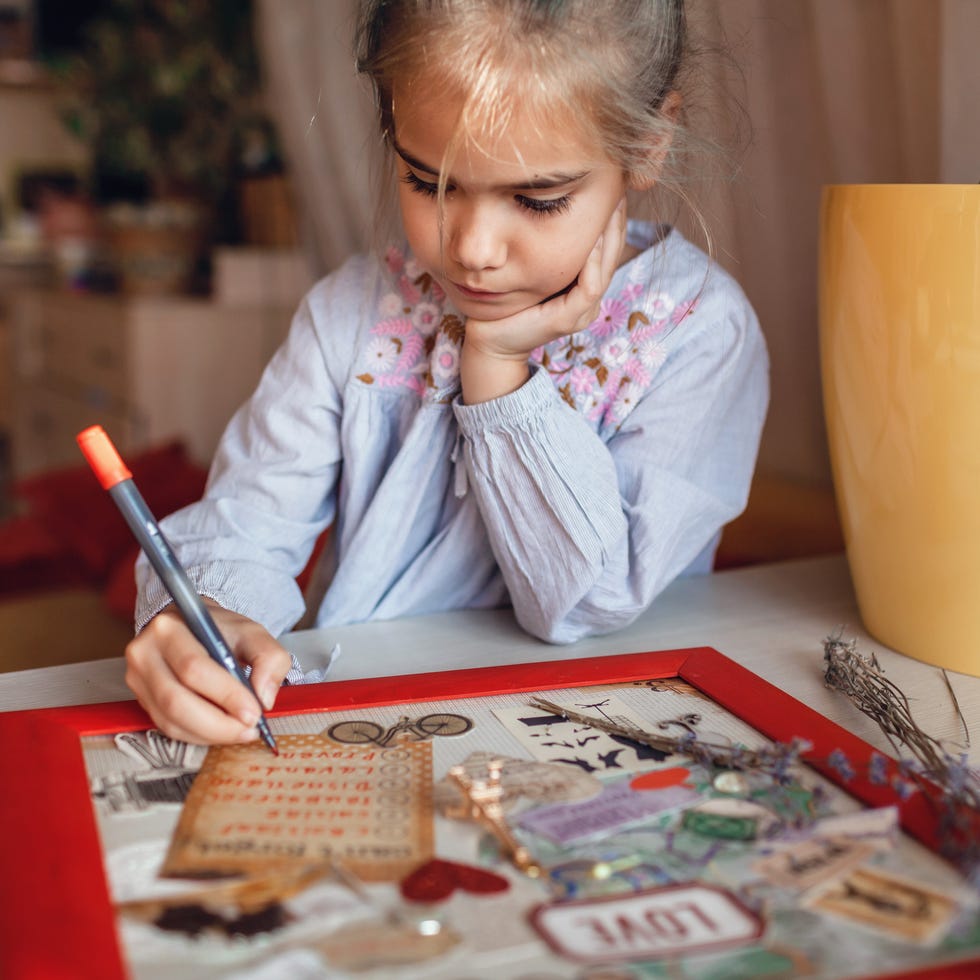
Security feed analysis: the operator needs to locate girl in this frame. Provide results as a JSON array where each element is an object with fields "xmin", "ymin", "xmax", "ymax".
[{"xmin": 127, "ymin": 0, "xmax": 768, "ymax": 746}]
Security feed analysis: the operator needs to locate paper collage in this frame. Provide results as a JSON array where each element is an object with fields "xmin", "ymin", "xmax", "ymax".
[{"xmin": 80, "ymin": 676, "xmax": 980, "ymax": 980}]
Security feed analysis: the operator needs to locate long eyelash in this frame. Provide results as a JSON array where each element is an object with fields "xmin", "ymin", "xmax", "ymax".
[
  {"xmin": 402, "ymin": 171, "xmax": 439, "ymax": 197},
  {"xmin": 402, "ymin": 170, "xmax": 572, "ymax": 217},
  {"xmin": 517, "ymin": 194, "xmax": 573, "ymax": 216}
]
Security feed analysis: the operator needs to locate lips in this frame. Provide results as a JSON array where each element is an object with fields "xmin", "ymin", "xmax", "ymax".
[{"xmin": 453, "ymin": 281, "xmax": 506, "ymax": 300}]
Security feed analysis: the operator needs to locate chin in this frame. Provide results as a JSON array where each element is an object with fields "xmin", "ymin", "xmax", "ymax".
[{"xmin": 457, "ymin": 301, "xmax": 536, "ymax": 323}]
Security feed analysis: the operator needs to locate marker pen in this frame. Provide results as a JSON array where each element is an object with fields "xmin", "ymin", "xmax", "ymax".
[{"xmin": 76, "ymin": 425, "xmax": 278, "ymax": 755}]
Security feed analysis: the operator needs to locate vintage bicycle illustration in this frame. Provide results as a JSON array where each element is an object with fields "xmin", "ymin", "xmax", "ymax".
[{"xmin": 324, "ymin": 712, "xmax": 473, "ymax": 747}]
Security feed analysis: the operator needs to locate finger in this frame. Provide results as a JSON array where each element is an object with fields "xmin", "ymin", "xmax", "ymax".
[
  {"xmin": 577, "ymin": 200, "xmax": 626, "ymax": 300},
  {"xmin": 168, "ymin": 605, "xmax": 288, "ymax": 721},
  {"xmin": 126, "ymin": 614, "xmax": 264, "ymax": 745},
  {"xmin": 235, "ymin": 633, "xmax": 294, "ymax": 712},
  {"xmin": 577, "ymin": 233, "xmax": 607, "ymax": 302},
  {"xmin": 560, "ymin": 239, "xmax": 611, "ymax": 332},
  {"xmin": 125, "ymin": 645, "xmax": 260, "ymax": 746},
  {"xmin": 603, "ymin": 197, "xmax": 628, "ymax": 278}
]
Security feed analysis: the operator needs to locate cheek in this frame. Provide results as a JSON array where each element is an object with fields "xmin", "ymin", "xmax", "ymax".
[
  {"xmin": 532, "ymin": 230, "xmax": 595, "ymax": 285},
  {"xmin": 398, "ymin": 192, "xmax": 437, "ymax": 257}
]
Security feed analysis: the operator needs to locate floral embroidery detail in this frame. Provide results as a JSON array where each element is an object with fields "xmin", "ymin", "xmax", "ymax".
[
  {"xmin": 364, "ymin": 336, "xmax": 401, "ymax": 373},
  {"xmin": 599, "ymin": 336, "xmax": 632, "ymax": 368},
  {"xmin": 412, "ymin": 301, "xmax": 441, "ymax": 331},
  {"xmin": 593, "ymin": 296, "xmax": 631, "ymax": 337},
  {"xmin": 378, "ymin": 293, "xmax": 407, "ymax": 318},
  {"xmin": 358, "ymin": 244, "xmax": 694, "ymax": 423},
  {"xmin": 532, "ymin": 279, "xmax": 696, "ymax": 428},
  {"xmin": 423, "ymin": 315, "xmax": 466, "ymax": 402},
  {"xmin": 356, "ymin": 249, "xmax": 448, "ymax": 393},
  {"xmin": 648, "ymin": 291, "xmax": 675, "ymax": 318}
]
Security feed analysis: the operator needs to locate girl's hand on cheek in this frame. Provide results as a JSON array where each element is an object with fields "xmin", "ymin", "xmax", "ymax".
[
  {"xmin": 124, "ymin": 602, "xmax": 292, "ymax": 746},
  {"xmin": 461, "ymin": 198, "xmax": 627, "ymax": 404}
]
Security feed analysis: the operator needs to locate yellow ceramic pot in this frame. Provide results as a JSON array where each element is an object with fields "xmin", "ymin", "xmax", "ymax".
[{"xmin": 820, "ymin": 183, "xmax": 980, "ymax": 675}]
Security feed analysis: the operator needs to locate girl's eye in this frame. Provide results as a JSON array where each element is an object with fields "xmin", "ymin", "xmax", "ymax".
[
  {"xmin": 517, "ymin": 194, "xmax": 573, "ymax": 217},
  {"xmin": 402, "ymin": 170, "xmax": 439, "ymax": 197},
  {"xmin": 403, "ymin": 169, "xmax": 572, "ymax": 217}
]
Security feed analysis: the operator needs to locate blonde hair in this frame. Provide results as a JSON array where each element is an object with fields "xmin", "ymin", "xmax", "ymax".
[{"xmin": 356, "ymin": 0, "xmax": 688, "ymax": 190}]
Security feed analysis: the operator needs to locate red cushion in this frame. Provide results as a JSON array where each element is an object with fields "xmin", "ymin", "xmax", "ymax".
[
  {"xmin": 14, "ymin": 441, "xmax": 208, "ymax": 580},
  {"xmin": 0, "ymin": 513, "xmax": 90, "ymax": 596},
  {"xmin": 101, "ymin": 546, "xmax": 140, "ymax": 624}
]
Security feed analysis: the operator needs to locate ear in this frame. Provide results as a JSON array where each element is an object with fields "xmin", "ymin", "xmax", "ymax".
[{"xmin": 629, "ymin": 90, "xmax": 682, "ymax": 191}]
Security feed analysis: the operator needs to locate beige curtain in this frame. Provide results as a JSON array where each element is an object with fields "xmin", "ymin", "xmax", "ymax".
[
  {"xmin": 255, "ymin": 0, "xmax": 976, "ymax": 487},
  {"xmin": 684, "ymin": 0, "xmax": 942, "ymax": 486},
  {"xmin": 255, "ymin": 0, "xmax": 377, "ymax": 273}
]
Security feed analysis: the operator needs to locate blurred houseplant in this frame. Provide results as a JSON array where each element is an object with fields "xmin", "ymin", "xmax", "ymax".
[{"xmin": 46, "ymin": 0, "xmax": 279, "ymax": 293}]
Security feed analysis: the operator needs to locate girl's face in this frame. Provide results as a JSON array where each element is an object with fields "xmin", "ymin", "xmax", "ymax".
[{"xmin": 393, "ymin": 80, "xmax": 629, "ymax": 322}]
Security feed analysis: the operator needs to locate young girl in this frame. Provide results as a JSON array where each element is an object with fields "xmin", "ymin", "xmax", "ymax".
[{"xmin": 127, "ymin": 0, "xmax": 768, "ymax": 746}]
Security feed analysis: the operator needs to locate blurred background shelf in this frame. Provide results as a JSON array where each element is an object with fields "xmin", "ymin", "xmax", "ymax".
[{"xmin": 8, "ymin": 288, "xmax": 296, "ymax": 476}]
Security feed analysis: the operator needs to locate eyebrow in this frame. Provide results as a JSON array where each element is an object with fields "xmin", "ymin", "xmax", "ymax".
[{"xmin": 392, "ymin": 140, "xmax": 589, "ymax": 191}]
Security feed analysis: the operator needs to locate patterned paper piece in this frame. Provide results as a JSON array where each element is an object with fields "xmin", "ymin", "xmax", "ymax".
[
  {"xmin": 753, "ymin": 836, "xmax": 874, "ymax": 892},
  {"xmin": 806, "ymin": 865, "xmax": 961, "ymax": 945},
  {"xmin": 517, "ymin": 778, "xmax": 700, "ymax": 845},
  {"xmin": 161, "ymin": 734, "xmax": 433, "ymax": 882},
  {"xmin": 775, "ymin": 805, "xmax": 900, "ymax": 850}
]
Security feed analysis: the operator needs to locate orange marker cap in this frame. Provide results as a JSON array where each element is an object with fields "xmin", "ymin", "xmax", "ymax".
[{"xmin": 76, "ymin": 425, "xmax": 132, "ymax": 490}]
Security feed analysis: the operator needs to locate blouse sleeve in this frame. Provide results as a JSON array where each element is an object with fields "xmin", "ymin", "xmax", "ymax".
[
  {"xmin": 134, "ymin": 272, "xmax": 356, "ymax": 637},
  {"xmin": 452, "ymin": 280, "xmax": 769, "ymax": 644}
]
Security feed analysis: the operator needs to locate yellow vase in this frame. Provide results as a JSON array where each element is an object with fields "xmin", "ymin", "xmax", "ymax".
[{"xmin": 820, "ymin": 183, "xmax": 980, "ymax": 675}]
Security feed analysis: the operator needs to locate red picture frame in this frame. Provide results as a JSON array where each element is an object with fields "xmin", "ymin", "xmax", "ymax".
[{"xmin": 0, "ymin": 646, "xmax": 972, "ymax": 980}]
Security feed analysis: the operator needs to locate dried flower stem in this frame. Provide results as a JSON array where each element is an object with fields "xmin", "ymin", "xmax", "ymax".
[
  {"xmin": 527, "ymin": 697, "xmax": 809, "ymax": 779},
  {"xmin": 823, "ymin": 631, "xmax": 980, "ymax": 885},
  {"xmin": 822, "ymin": 632, "xmax": 979, "ymax": 804}
]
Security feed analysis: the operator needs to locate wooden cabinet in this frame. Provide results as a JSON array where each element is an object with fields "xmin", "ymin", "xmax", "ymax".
[{"xmin": 9, "ymin": 291, "xmax": 293, "ymax": 476}]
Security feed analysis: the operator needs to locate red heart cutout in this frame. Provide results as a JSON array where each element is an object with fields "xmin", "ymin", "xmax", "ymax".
[
  {"xmin": 630, "ymin": 767, "xmax": 691, "ymax": 791},
  {"xmin": 400, "ymin": 858, "xmax": 510, "ymax": 903}
]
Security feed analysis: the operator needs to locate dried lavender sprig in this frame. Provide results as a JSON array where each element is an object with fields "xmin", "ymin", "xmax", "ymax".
[
  {"xmin": 822, "ymin": 632, "xmax": 980, "ymax": 807},
  {"xmin": 527, "ymin": 697, "xmax": 810, "ymax": 779}
]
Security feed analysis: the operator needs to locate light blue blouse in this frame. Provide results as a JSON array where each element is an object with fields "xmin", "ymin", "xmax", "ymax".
[{"xmin": 136, "ymin": 224, "xmax": 769, "ymax": 646}]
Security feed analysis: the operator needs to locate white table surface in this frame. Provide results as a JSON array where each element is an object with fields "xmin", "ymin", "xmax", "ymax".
[{"xmin": 2, "ymin": 554, "xmax": 978, "ymax": 764}]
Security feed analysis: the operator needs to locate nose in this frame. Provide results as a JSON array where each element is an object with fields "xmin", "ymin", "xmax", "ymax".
[{"xmin": 447, "ymin": 199, "xmax": 507, "ymax": 273}]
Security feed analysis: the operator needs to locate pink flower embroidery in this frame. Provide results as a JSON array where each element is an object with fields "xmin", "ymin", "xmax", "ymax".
[
  {"xmin": 623, "ymin": 359, "xmax": 652, "ymax": 388},
  {"xmin": 412, "ymin": 301, "xmax": 441, "ymax": 332},
  {"xmin": 569, "ymin": 365, "xmax": 596, "ymax": 395},
  {"xmin": 385, "ymin": 246, "xmax": 404, "ymax": 275},
  {"xmin": 373, "ymin": 315, "xmax": 414, "ymax": 337},
  {"xmin": 399, "ymin": 275, "xmax": 422, "ymax": 306},
  {"xmin": 430, "ymin": 336, "xmax": 460, "ymax": 385},
  {"xmin": 648, "ymin": 291, "xmax": 675, "ymax": 318},
  {"xmin": 529, "ymin": 275, "xmax": 690, "ymax": 427},
  {"xmin": 671, "ymin": 299, "xmax": 696, "ymax": 324},
  {"xmin": 360, "ymin": 244, "xmax": 689, "ymax": 426},
  {"xmin": 599, "ymin": 337, "xmax": 631, "ymax": 367},
  {"xmin": 591, "ymin": 297, "xmax": 630, "ymax": 337}
]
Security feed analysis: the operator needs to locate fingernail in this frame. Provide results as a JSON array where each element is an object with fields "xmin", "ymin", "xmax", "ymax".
[
  {"xmin": 239, "ymin": 727, "xmax": 259, "ymax": 743},
  {"xmin": 238, "ymin": 708, "xmax": 259, "ymax": 727},
  {"xmin": 259, "ymin": 682, "xmax": 277, "ymax": 711}
]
